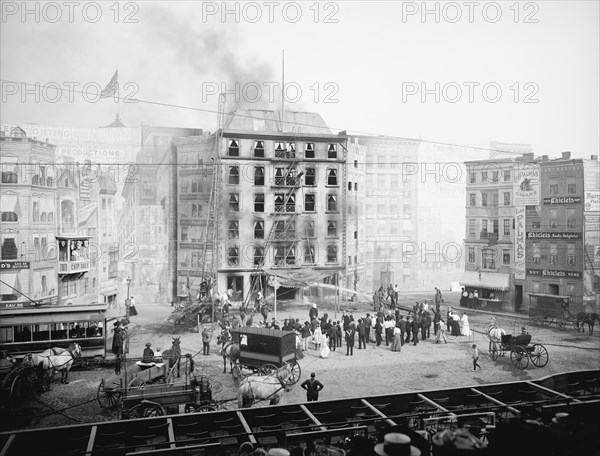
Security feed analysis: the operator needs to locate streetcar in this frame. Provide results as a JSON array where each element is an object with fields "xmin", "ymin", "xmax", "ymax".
[{"xmin": 0, "ymin": 314, "xmax": 117, "ymax": 359}]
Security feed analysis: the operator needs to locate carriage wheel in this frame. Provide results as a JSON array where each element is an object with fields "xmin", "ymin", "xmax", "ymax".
[
  {"xmin": 139, "ymin": 403, "xmax": 165, "ymax": 417},
  {"xmin": 489, "ymin": 341, "xmax": 499, "ymax": 361},
  {"xmin": 9, "ymin": 375, "xmax": 24, "ymax": 408},
  {"xmin": 287, "ymin": 361, "xmax": 301, "ymax": 385},
  {"xmin": 510, "ymin": 346, "xmax": 529, "ymax": 370},
  {"xmin": 232, "ymin": 364, "xmax": 242, "ymax": 387},
  {"xmin": 97, "ymin": 383, "xmax": 122, "ymax": 409},
  {"xmin": 128, "ymin": 378, "xmax": 146, "ymax": 389},
  {"xmin": 195, "ymin": 404, "xmax": 217, "ymax": 413},
  {"xmin": 259, "ymin": 363, "xmax": 279, "ymax": 376},
  {"xmin": 530, "ymin": 344, "xmax": 549, "ymax": 368}
]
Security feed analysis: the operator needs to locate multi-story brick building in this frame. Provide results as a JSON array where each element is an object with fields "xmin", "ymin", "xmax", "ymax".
[
  {"xmin": 526, "ymin": 153, "xmax": 600, "ymax": 313},
  {"xmin": 462, "ymin": 152, "xmax": 600, "ymax": 313},
  {"xmin": 216, "ymin": 110, "xmax": 347, "ymax": 303}
]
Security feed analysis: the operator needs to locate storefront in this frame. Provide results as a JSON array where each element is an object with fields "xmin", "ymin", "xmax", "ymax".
[{"xmin": 459, "ymin": 271, "xmax": 511, "ymax": 312}]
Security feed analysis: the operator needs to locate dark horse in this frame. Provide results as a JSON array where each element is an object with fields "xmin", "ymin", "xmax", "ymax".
[
  {"xmin": 218, "ymin": 332, "xmax": 240, "ymax": 373},
  {"xmin": 576, "ymin": 313, "xmax": 600, "ymax": 335},
  {"xmin": 163, "ymin": 337, "xmax": 182, "ymax": 378}
]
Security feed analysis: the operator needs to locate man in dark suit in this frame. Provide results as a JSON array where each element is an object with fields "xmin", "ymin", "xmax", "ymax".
[
  {"xmin": 411, "ymin": 316, "xmax": 420, "ymax": 345},
  {"xmin": 301, "ymin": 372, "xmax": 324, "ymax": 401},
  {"xmin": 345, "ymin": 322, "xmax": 356, "ymax": 356},
  {"xmin": 364, "ymin": 313, "xmax": 372, "ymax": 343},
  {"xmin": 374, "ymin": 316, "xmax": 383, "ymax": 346},
  {"xmin": 357, "ymin": 319, "xmax": 366, "ymax": 349},
  {"xmin": 398, "ymin": 315, "xmax": 407, "ymax": 346}
]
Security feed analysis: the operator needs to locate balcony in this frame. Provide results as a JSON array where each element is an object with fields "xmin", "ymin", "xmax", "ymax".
[
  {"xmin": 58, "ymin": 260, "xmax": 91, "ymax": 274},
  {"xmin": 480, "ymin": 231, "xmax": 499, "ymax": 240}
]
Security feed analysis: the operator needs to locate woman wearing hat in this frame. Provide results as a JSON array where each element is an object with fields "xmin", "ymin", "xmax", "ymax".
[{"xmin": 142, "ymin": 342, "xmax": 155, "ymax": 364}]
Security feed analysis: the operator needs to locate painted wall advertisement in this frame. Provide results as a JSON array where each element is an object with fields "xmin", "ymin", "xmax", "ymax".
[
  {"xmin": 584, "ymin": 191, "xmax": 600, "ymax": 212},
  {"xmin": 513, "ymin": 163, "xmax": 540, "ymax": 206},
  {"xmin": 514, "ymin": 206, "xmax": 526, "ymax": 280}
]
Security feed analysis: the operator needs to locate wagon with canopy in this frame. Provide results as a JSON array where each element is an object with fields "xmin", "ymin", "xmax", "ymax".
[
  {"xmin": 229, "ymin": 327, "xmax": 301, "ymax": 387},
  {"xmin": 528, "ymin": 293, "xmax": 574, "ymax": 329}
]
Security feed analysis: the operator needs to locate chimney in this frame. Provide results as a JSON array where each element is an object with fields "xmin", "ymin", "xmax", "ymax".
[
  {"xmin": 591, "ymin": 155, "xmax": 598, "ymax": 161},
  {"xmin": 561, "ymin": 151, "xmax": 571, "ymax": 159},
  {"xmin": 541, "ymin": 155, "xmax": 549, "ymax": 161},
  {"xmin": 522, "ymin": 153, "xmax": 534, "ymax": 161}
]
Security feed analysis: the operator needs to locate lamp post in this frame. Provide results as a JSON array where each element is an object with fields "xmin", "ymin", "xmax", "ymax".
[{"xmin": 125, "ymin": 277, "xmax": 131, "ymax": 319}]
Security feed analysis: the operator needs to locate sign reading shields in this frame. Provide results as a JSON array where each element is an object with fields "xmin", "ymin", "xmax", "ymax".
[
  {"xmin": 514, "ymin": 206, "xmax": 526, "ymax": 280},
  {"xmin": 513, "ymin": 164, "xmax": 540, "ymax": 206}
]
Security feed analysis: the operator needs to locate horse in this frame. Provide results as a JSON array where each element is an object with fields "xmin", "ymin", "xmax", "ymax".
[
  {"xmin": 219, "ymin": 335, "xmax": 240, "ymax": 373},
  {"xmin": 26, "ymin": 343, "xmax": 81, "ymax": 384},
  {"xmin": 237, "ymin": 363, "xmax": 293, "ymax": 408},
  {"xmin": 38, "ymin": 347, "xmax": 69, "ymax": 357},
  {"xmin": 162, "ymin": 337, "xmax": 182, "ymax": 378},
  {"xmin": 576, "ymin": 312, "xmax": 600, "ymax": 335}
]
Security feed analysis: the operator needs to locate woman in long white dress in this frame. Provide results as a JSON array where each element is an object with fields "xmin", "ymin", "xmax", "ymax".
[
  {"xmin": 313, "ymin": 325, "xmax": 324, "ymax": 351},
  {"xmin": 460, "ymin": 313, "xmax": 471, "ymax": 337}
]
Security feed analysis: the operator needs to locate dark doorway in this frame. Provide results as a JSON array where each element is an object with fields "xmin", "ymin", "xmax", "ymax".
[
  {"xmin": 514, "ymin": 285, "xmax": 523, "ymax": 311},
  {"xmin": 380, "ymin": 271, "xmax": 393, "ymax": 287},
  {"xmin": 227, "ymin": 276, "xmax": 243, "ymax": 301},
  {"xmin": 548, "ymin": 284, "xmax": 559, "ymax": 295}
]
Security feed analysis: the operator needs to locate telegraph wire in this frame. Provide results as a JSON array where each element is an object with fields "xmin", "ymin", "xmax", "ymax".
[{"xmin": 2, "ymin": 79, "xmax": 536, "ymax": 157}]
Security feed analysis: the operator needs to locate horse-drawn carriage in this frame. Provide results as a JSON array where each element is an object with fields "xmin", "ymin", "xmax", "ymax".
[
  {"xmin": 226, "ymin": 327, "xmax": 301, "ymax": 388},
  {"xmin": 528, "ymin": 293, "xmax": 573, "ymax": 329},
  {"xmin": 488, "ymin": 332, "xmax": 549, "ymax": 370}
]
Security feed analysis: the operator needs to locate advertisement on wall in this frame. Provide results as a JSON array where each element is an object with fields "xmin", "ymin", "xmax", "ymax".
[
  {"xmin": 584, "ymin": 191, "xmax": 600, "ymax": 212},
  {"xmin": 513, "ymin": 163, "xmax": 540, "ymax": 206},
  {"xmin": 515, "ymin": 206, "xmax": 526, "ymax": 280}
]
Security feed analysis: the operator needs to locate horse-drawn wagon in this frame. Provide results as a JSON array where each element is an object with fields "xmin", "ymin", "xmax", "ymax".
[
  {"xmin": 528, "ymin": 293, "xmax": 573, "ymax": 329},
  {"xmin": 488, "ymin": 332, "xmax": 549, "ymax": 370},
  {"xmin": 96, "ymin": 360, "xmax": 171, "ymax": 409},
  {"xmin": 227, "ymin": 327, "xmax": 301, "ymax": 387}
]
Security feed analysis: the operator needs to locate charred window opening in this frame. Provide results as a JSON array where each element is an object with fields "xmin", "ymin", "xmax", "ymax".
[
  {"xmin": 229, "ymin": 194, "xmax": 239, "ymax": 212},
  {"xmin": 327, "ymin": 245, "xmax": 338, "ymax": 263},
  {"xmin": 254, "ymin": 221, "xmax": 264, "ymax": 239},
  {"xmin": 228, "ymin": 166, "xmax": 240, "ymax": 185},
  {"xmin": 254, "ymin": 247, "xmax": 264, "ymax": 266},
  {"xmin": 254, "ymin": 167, "xmax": 265, "ymax": 186},
  {"xmin": 304, "ymin": 194, "xmax": 315, "ymax": 212},
  {"xmin": 305, "ymin": 143, "xmax": 315, "ymax": 158},
  {"xmin": 327, "ymin": 169, "xmax": 338, "ymax": 186},
  {"xmin": 254, "ymin": 194, "xmax": 264, "ymax": 213},
  {"xmin": 227, "ymin": 247, "xmax": 239, "ymax": 266},
  {"xmin": 228, "ymin": 221, "xmax": 239, "ymax": 239},
  {"xmin": 228, "ymin": 140, "xmax": 239, "ymax": 156},
  {"xmin": 254, "ymin": 141, "xmax": 264, "ymax": 158},
  {"xmin": 328, "ymin": 144, "xmax": 337, "ymax": 159},
  {"xmin": 327, "ymin": 194, "xmax": 337, "ymax": 211},
  {"xmin": 305, "ymin": 168, "xmax": 315, "ymax": 186}
]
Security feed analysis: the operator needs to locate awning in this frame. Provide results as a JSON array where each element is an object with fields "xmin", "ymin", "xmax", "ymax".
[
  {"xmin": 0, "ymin": 155, "xmax": 18, "ymax": 172},
  {"xmin": 263, "ymin": 268, "xmax": 338, "ymax": 287},
  {"xmin": 0, "ymin": 193, "xmax": 18, "ymax": 213},
  {"xmin": 0, "ymin": 272, "xmax": 20, "ymax": 295},
  {"xmin": 40, "ymin": 197, "xmax": 55, "ymax": 214},
  {"xmin": 459, "ymin": 271, "xmax": 510, "ymax": 291}
]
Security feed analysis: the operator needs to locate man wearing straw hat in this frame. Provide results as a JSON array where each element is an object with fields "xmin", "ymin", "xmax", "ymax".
[{"xmin": 374, "ymin": 432, "xmax": 421, "ymax": 456}]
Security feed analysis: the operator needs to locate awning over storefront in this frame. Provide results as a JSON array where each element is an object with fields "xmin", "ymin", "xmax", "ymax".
[
  {"xmin": 459, "ymin": 271, "xmax": 510, "ymax": 291},
  {"xmin": 263, "ymin": 268, "xmax": 339, "ymax": 288},
  {"xmin": 0, "ymin": 193, "xmax": 18, "ymax": 213}
]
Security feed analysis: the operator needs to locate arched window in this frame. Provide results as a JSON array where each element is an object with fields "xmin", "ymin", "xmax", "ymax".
[
  {"xmin": 327, "ymin": 169, "xmax": 338, "ymax": 186},
  {"xmin": 33, "ymin": 202, "xmax": 40, "ymax": 221}
]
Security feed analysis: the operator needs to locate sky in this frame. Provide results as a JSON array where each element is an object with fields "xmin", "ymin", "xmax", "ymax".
[{"xmin": 1, "ymin": 1, "xmax": 598, "ymax": 158}]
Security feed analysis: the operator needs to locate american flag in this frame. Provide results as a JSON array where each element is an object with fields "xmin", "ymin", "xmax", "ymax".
[{"xmin": 101, "ymin": 70, "xmax": 118, "ymax": 98}]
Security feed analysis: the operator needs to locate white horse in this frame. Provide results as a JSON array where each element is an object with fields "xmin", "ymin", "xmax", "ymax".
[
  {"xmin": 487, "ymin": 319, "xmax": 506, "ymax": 343},
  {"xmin": 26, "ymin": 343, "xmax": 82, "ymax": 384},
  {"xmin": 238, "ymin": 363, "xmax": 293, "ymax": 408}
]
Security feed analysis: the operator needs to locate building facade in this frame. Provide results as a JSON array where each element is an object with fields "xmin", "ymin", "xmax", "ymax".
[
  {"xmin": 525, "ymin": 153, "xmax": 600, "ymax": 313},
  {"xmin": 1, "ymin": 127, "xmax": 105, "ymax": 356},
  {"xmin": 215, "ymin": 110, "xmax": 347, "ymax": 303}
]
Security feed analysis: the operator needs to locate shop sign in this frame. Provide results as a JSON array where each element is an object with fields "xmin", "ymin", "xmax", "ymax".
[{"xmin": 526, "ymin": 269, "xmax": 582, "ymax": 279}]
